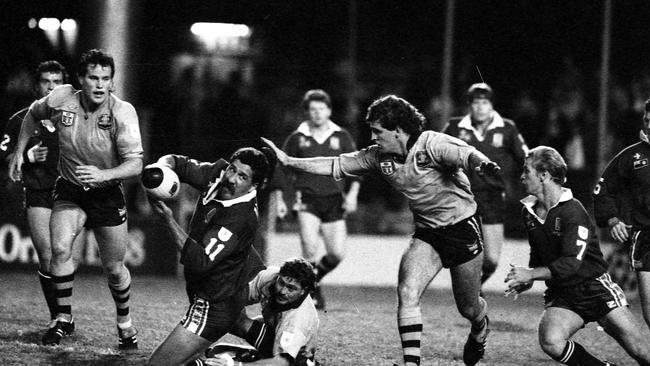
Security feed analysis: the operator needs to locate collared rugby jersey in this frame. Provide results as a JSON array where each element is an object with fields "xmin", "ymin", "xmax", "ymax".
[
  {"xmin": 3, "ymin": 107, "xmax": 59, "ymax": 190},
  {"xmin": 593, "ymin": 137, "xmax": 650, "ymax": 229},
  {"xmin": 26, "ymin": 85, "xmax": 143, "ymax": 187},
  {"xmin": 248, "ymin": 267, "xmax": 318, "ymax": 361},
  {"xmin": 522, "ymin": 188, "xmax": 608, "ymax": 289},
  {"xmin": 443, "ymin": 112, "xmax": 528, "ymax": 192},
  {"xmin": 333, "ymin": 130, "xmax": 477, "ymax": 228},
  {"xmin": 282, "ymin": 120, "xmax": 357, "ymax": 196},
  {"xmin": 172, "ymin": 155, "xmax": 262, "ymax": 301}
]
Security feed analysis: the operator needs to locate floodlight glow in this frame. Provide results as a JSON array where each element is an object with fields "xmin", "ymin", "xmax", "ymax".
[
  {"xmin": 61, "ymin": 19, "xmax": 77, "ymax": 32},
  {"xmin": 28, "ymin": 18, "xmax": 37, "ymax": 29},
  {"xmin": 191, "ymin": 22, "xmax": 251, "ymax": 38},
  {"xmin": 38, "ymin": 18, "xmax": 60, "ymax": 31}
]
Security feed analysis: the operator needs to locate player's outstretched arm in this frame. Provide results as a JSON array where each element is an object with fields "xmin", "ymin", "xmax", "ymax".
[
  {"xmin": 468, "ymin": 150, "xmax": 500, "ymax": 176},
  {"xmin": 261, "ymin": 137, "xmax": 335, "ymax": 176}
]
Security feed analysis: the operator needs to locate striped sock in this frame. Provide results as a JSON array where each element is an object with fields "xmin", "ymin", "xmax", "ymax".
[
  {"xmin": 52, "ymin": 273, "xmax": 75, "ymax": 319},
  {"xmin": 38, "ymin": 270, "xmax": 58, "ymax": 320},
  {"xmin": 555, "ymin": 341, "xmax": 608, "ymax": 365},
  {"xmin": 108, "ymin": 268, "xmax": 132, "ymax": 326},
  {"xmin": 398, "ymin": 306, "xmax": 422, "ymax": 366}
]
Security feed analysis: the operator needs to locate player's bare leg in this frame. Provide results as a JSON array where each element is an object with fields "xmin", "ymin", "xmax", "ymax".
[
  {"xmin": 28, "ymin": 207, "xmax": 57, "ymax": 320},
  {"xmin": 95, "ymin": 222, "xmax": 138, "ymax": 349},
  {"xmin": 598, "ymin": 306, "xmax": 650, "ymax": 365},
  {"xmin": 637, "ymin": 271, "xmax": 650, "ymax": 331},
  {"xmin": 480, "ymin": 223, "xmax": 504, "ymax": 285},
  {"xmin": 298, "ymin": 211, "xmax": 326, "ymax": 309},
  {"xmin": 450, "ymin": 253, "xmax": 489, "ymax": 365},
  {"xmin": 315, "ymin": 219, "xmax": 346, "ymax": 310},
  {"xmin": 396, "ymin": 238, "xmax": 443, "ymax": 366},
  {"xmin": 148, "ymin": 324, "xmax": 211, "ymax": 366},
  {"xmin": 42, "ymin": 201, "xmax": 86, "ymax": 345},
  {"xmin": 539, "ymin": 307, "xmax": 610, "ymax": 365}
]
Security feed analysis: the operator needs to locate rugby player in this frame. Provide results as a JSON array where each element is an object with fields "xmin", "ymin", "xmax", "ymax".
[
  {"xmin": 443, "ymin": 83, "xmax": 528, "ymax": 290},
  {"xmin": 506, "ymin": 146, "xmax": 650, "ymax": 366},
  {"xmin": 147, "ymin": 147, "xmax": 272, "ymax": 366},
  {"xmin": 263, "ymin": 95, "xmax": 500, "ymax": 366},
  {"xmin": 593, "ymin": 98, "xmax": 650, "ymax": 332},
  {"xmin": 2, "ymin": 60, "xmax": 83, "ymax": 324},
  {"xmin": 202, "ymin": 258, "xmax": 319, "ymax": 366},
  {"xmin": 274, "ymin": 89, "xmax": 360, "ymax": 310},
  {"xmin": 8, "ymin": 49, "xmax": 143, "ymax": 348}
]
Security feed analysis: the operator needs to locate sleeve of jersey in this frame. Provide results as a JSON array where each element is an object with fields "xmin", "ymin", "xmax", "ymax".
[
  {"xmin": 1, "ymin": 115, "xmax": 21, "ymax": 159},
  {"xmin": 246, "ymin": 268, "xmax": 276, "ymax": 304},
  {"xmin": 429, "ymin": 133, "xmax": 475, "ymax": 169},
  {"xmin": 114, "ymin": 103, "xmax": 144, "ymax": 161},
  {"xmin": 172, "ymin": 155, "xmax": 226, "ymax": 190},
  {"xmin": 332, "ymin": 147, "xmax": 376, "ymax": 181},
  {"xmin": 340, "ymin": 131, "xmax": 362, "ymax": 183},
  {"xmin": 180, "ymin": 225, "xmax": 242, "ymax": 272},
  {"xmin": 275, "ymin": 328, "xmax": 308, "ymax": 360},
  {"xmin": 593, "ymin": 155, "xmax": 626, "ymax": 227},
  {"xmin": 547, "ymin": 212, "xmax": 590, "ymax": 280}
]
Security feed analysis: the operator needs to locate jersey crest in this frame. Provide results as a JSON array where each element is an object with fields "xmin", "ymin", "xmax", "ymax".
[
  {"xmin": 380, "ymin": 160, "xmax": 395, "ymax": 176},
  {"xmin": 217, "ymin": 227, "xmax": 233, "ymax": 242},
  {"xmin": 98, "ymin": 114, "xmax": 113, "ymax": 130},
  {"xmin": 415, "ymin": 150, "xmax": 431, "ymax": 167},
  {"xmin": 553, "ymin": 217, "xmax": 562, "ymax": 236},
  {"xmin": 633, "ymin": 153, "xmax": 648, "ymax": 170},
  {"xmin": 329, "ymin": 136, "xmax": 340, "ymax": 150},
  {"xmin": 458, "ymin": 129, "xmax": 473, "ymax": 142},
  {"xmin": 299, "ymin": 136, "xmax": 311, "ymax": 149},
  {"xmin": 491, "ymin": 133, "xmax": 503, "ymax": 148},
  {"xmin": 61, "ymin": 111, "xmax": 75, "ymax": 126}
]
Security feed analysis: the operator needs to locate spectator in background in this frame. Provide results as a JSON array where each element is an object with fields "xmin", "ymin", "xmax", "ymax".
[
  {"xmin": 443, "ymin": 83, "xmax": 528, "ymax": 291},
  {"xmin": 274, "ymin": 90, "xmax": 360, "ymax": 310}
]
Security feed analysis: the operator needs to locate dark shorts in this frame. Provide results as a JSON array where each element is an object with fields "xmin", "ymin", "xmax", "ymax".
[
  {"xmin": 296, "ymin": 193, "xmax": 344, "ymax": 223},
  {"xmin": 629, "ymin": 229, "xmax": 650, "ymax": 272},
  {"xmin": 53, "ymin": 178, "xmax": 127, "ymax": 228},
  {"xmin": 474, "ymin": 190, "xmax": 505, "ymax": 225},
  {"xmin": 25, "ymin": 188, "xmax": 54, "ymax": 209},
  {"xmin": 544, "ymin": 273, "xmax": 628, "ymax": 323},
  {"xmin": 180, "ymin": 296, "xmax": 243, "ymax": 342},
  {"xmin": 413, "ymin": 214, "xmax": 483, "ymax": 268}
]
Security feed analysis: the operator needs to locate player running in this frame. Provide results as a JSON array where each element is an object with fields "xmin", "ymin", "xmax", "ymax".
[
  {"xmin": 263, "ymin": 95, "xmax": 499, "ymax": 366},
  {"xmin": 506, "ymin": 146, "xmax": 650, "ymax": 366},
  {"xmin": 8, "ymin": 49, "xmax": 143, "ymax": 348},
  {"xmin": 147, "ymin": 147, "xmax": 273, "ymax": 366}
]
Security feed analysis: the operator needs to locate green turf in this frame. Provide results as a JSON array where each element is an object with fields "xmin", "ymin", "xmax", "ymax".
[{"xmin": 0, "ymin": 272, "xmax": 644, "ymax": 365}]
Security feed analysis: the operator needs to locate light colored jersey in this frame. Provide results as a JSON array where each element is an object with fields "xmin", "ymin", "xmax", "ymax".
[
  {"xmin": 27, "ymin": 84, "xmax": 143, "ymax": 187},
  {"xmin": 248, "ymin": 267, "xmax": 319, "ymax": 360},
  {"xmin": 333, "ymin": 130, "xmax": 477, "ymax": 228}
]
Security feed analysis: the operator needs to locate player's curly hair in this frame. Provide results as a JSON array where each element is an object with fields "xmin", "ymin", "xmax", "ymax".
[
  {"xmin": 36, "ymin": 60, "xmax": 67, "ymax": 82},
  {"xmin": 526, "ymin": 146, "xmax": 567, "ymax": 185},
  {"xmin": 365, "ymin": 95, "xmax": 425, "ymax": 136},
  {"xmin": 301, "ymin": 89, "xmax": 332, "ymax": 111},
  {"xmin": 78, "ymin": 49, "xmax": 115, "ymax": 78},
  {"xmin": 230, "ymin": 147, "xmax": 273, "ymax": 187},
  {"xmin": 279, "ymin": 258, "xmax": 316, "ymax": 293}
]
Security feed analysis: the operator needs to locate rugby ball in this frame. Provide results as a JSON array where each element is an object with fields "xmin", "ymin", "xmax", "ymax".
[{"xmin": 142, "ymin": 163, "xmax": 180, "ymax": 201}]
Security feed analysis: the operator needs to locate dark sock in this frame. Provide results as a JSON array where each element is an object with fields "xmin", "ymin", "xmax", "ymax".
[
  {"xmin": 38, "ymin": 270, "xmax": 58, "ymax": 320},
  {"xmin": 555, "ymin": 341, "xmax": 608, "ymax": 365}
]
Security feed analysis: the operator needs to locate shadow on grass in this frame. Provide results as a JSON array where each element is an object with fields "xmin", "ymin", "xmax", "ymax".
[
  {"xmin": 0, "ymin": 329, "xmax": 43, "ymax": 344},
  {"xmin": 46, "ymin": 349, "xmax": 148, "ymax": 366}
]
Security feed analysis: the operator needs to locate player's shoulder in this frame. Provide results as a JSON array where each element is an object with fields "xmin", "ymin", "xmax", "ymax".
[
  {"xmin": 110, "ymin": 94, "xmax": 137, "ymax": 116},
  {"xmin": 501, "ymin": 117, "xmax": 517, "ymax": 127},
  {"xmin": 46, "ymin": 84, "xmax": 77, "ymax": 108}
]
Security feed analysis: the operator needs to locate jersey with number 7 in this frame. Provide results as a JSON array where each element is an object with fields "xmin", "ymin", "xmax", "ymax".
[{"xmin": 521, "ymin": 189, "xmax": 609, "ymax": 290}]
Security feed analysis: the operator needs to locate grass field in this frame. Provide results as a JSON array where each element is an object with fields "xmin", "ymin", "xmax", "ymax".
[{"xmin": 0, "ymin": 271, "xmax": 646, "ymax": 366}]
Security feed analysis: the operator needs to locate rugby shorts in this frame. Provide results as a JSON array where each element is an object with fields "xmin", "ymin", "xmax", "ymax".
[
  {"xmin": 544, "ymin": 273, "xmax": 628, "ymax": 323},
  {"xmin": 180, "ymin": 295, "xmax": 243, "ymax": 342},
  {"xmin": 25, "ymin": 188, "xmax": 54, "ymax": 209},
  {"xmin": 629, "ymin": 229, "xmax": 650, "ymax": 272},
  {"xmin": 295, "ymin": 193, "xmax": 344, "ymax": 223},
  {"xmin": 413, "ymin": 214, "xmax": 483, "ymax": 268},
  {"xmin": 474, "ymin": 190, "xmax": 506, "ymax": 225},
  {"xmin": 53, "ymin": 177, "xmax": 126, "ymax": 228}
]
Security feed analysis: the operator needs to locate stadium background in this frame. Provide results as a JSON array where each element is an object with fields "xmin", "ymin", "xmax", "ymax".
[{"xmin": 0, "ymin": 0, "xmax": 646, "ymax": 291}]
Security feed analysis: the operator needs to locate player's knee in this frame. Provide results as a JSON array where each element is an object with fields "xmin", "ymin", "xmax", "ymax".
[
  {"xmin": 50, "ymin": 243, "xmax": 72, "ymax": 262},
  {"xmin": 106, "ymin": 263, "xmax": 129, "ymax": 283},
  {"xmin": 538, "ymin": 332, "xmax": 566, "ymax": 358},
  {"xmin": 397, "ymin": 283, "xmax": 420, "ymax": 307}
]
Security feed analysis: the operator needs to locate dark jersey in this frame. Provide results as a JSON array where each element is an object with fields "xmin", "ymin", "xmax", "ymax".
[
  {"xmin": 282, "ymin": 121, "xmax": 357, "ymax": 196},
  {"xmin": 2, "ymin": 107, "xmax": 59, "ymax": 190},
  {"xmin": 593, "ymin": 139, "xmax": 650, "ymax": 229},
  {"xmin": 172, "ymin": 155, "xmax": 262, "ymax": 302},
  {"xmin": 521, "ymin": 189, "xmax": 608, "ymax": 289},
  {"xmin": 443, "ymin": 113, "xmax": 527, "ymax": 192}
]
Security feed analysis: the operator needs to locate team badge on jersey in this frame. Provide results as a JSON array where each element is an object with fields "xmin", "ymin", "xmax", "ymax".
[
  {"xmin": 459, "ymin": 130, "xmax": 472, "ymax": 142},
  {"xmin": 98, "ymin": 114, "xmax": 113, "ymax": 130},
  {"xmin": 380, "ymin": 160, "xmax": 395, "ymax": 176},
  {"xmin": 329, "ymin": 136, "xmax": 340, "ymax": 150},
  {"xmin": 415, "ymin": 150, "xmax": 431, "ymax": 167},
  {"xmin": 553, "ymin": 217, "xmax": 562, "ymax": 236},
  {"xmin": 217, "ymin": 227, "xmax": 233, "ymax": 242},
  {"xmin": 40, "ymin": 119, "xmax": 56, "ymax": 133},
  {"xmin": 299, "ymin": 136, "xmax": 311, "ymax": 149},
  {"xmin": 491, "ymin": 133, "xmax": 503, "ymax": 148},
  {"xmin": 633, "ymin": 153, "xmax": 648, "ymax": 170},
  {"xmin": 61, "ymin": 111, "xmax": 75, "ymax": 126}
]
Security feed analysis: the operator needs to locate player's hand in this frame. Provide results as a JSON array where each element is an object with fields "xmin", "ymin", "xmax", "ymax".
[
  {"xmin": 275, "ymin": 197, "xmax": 288, "ymax": 219},
  {"xmin": 343, "ymin": 195, "xmax": 358, "ymax": 214},
  {"xmin": 148, "ymin": 196, "xmax": 174, "ymax": 219},
  {"xmin": 609, "ymin": 220, "xmax": 631, "ymax": 244},
  {"xmin": 475, "ymin": 161, "xmax": 501, "ymax": 177},
  {"xmin": 8, "ymin": 153, "xmax": 23, "ymax": 182},
  {"xmin": 76, "ymin": 165, "xmax": 112, "ymax": 185},
  {"xmin": 504, "ymin": 263, "xmax": 534, "ymax": 299},
  {"xmin": 204, "ymin": 354, "xmax": 241, "ymax": 366},
  {"xmin": 504, "ymin": 282, "xmax": 533, "ymax": 300},
  {"xmin": 27, "ymin": 142, "xmax": 48, "ymax": 163},
  {"xmin": 261, "ymin": 137, "xmax": 289, "ymax": 165}
]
